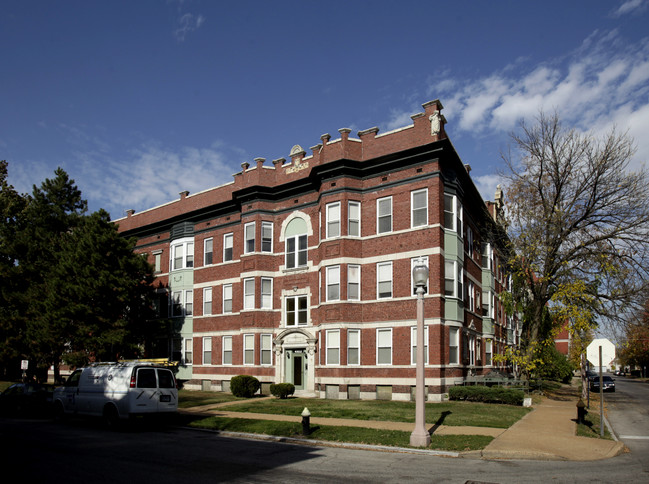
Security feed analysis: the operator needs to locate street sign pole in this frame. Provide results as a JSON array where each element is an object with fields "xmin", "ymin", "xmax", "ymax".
[{"xmin": 599, "ymin": 346, "xmax": 604, "ymax": 437}]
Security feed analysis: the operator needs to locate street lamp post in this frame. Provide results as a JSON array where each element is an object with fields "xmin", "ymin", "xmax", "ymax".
[{"xmin": 410, "ymin": 258, "xmax": 431, "ymax": 447}]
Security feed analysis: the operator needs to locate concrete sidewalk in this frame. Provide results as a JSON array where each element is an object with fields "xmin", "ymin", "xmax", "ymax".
[{"xmin": 179, "ymin": 396, "xmax": 627, "ymax": 461}]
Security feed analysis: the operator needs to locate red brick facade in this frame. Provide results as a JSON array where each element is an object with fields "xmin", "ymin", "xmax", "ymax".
[{"xmin": 117, "ymin": 100, "xmax": 516, "ymax": 400}]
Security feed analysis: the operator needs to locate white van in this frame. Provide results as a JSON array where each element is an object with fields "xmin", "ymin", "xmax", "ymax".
[{"xmin": 53, "ymin": 362, "xmax": 178, "ymax": 426}]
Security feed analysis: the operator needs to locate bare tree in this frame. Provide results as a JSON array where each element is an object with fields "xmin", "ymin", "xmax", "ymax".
[{"xmin": 501, "ymin": 112, "xmax": 649, "ymax": 359}]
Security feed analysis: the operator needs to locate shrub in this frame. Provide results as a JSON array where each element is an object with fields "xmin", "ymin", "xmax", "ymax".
[
  {"xmin": 230, "ymin": 375, "xmax": 261, "ymax": 398},
  {"xmin": 448, "ymin": 385, "xmax": 525, "ymax": 405},
  {"xmin": 535, "ymin": 345, "xmax": 576, "ymax": 383},
  {"xmin": 270, "ymin": 383, "xmax": 295, "ymax": 399}
]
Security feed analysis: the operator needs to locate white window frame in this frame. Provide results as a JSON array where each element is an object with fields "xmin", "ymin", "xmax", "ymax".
[
  {"xmin": 411, "ymin": 188, "xmax": 428, "ymax": 227},
  {"xmin": 223, "ymin": 284, "xmax": 233, "ymax": 314},
  {"xmin": 204, "ymin": 237, "xmax": 213, "ymax": 266},
  {"xmin": 326, "ymin": 202, "xmax": 341, "ymax": 238},
  {"xmin": 171, "ymin": 291, "xmax": 182, "ymax": 317},
  {"xmin": 445, "ymin": 260, "xmax": 462, "ymax": 299},
  {"xmin": 244, "ymin": 222, "xmax": 255, "ymax": 254},
  {"xmin": 260, "ymin": 334, "xmax": 272, "ymax": 365},
  {"xmin": 243, "ymin": 278, "xmax": 255, "ymax": 310},
  {"xmin": 171, "ymin": 238, "xmax": 194, "ymax": 271},
  {"xmin": 261, "ymin": 277, "xmax": 273, "ymax": 309},
  {"xmin": 203, "ymin": 287, "xmax": 212, "ymax": 315},
  {"xmin": 326, "ymin": 329, "xmax": 340, "ymax": 365},
  {"xmin": 285, "ymin": 234, "xmax": 308, "ymax": 269},
  {"xmin": 184, "ymin": 290, "xmax": 193, "ymax": 315},
  {"xmin": 347, "ymin": 329, "xmax": 360, "ymax": 365},
  {"xmin": 444, "ymin": 194, "xmax": 463, "ymax": 234},
  {"xmin": 261, "ymin": 221, "xmax": 273, "ymax": 253},
  {"xmin": 348, "ymin": 201, "xmax": 360, "ymax": 237},
  {"xmin": 222, "ymin": 335, "xmax": 232, "ymax": 365},
  {"xmin": 467, "ymin": 226, "xmax": 474, "ymax": 258},
  {"xmin": 376, "ymin": 328, "xmax": 392, "ymax": 365},
  {"xmin": 184, "ymin": 338, "xmax": 193, "ymax": 365},
  {"xmin": 449, "ymin": 327, "xmax": 459, "ymax": 365},
  {"xmin": 223, "ymin": 233, "xmax": 234, "ymax": 262},
  {"xmin": 243, "ymin": 334, "xmax": 254, "ymax": 365},
  {"xmin": 202, "ymin": 336, "xmax": 212, "ymax": 365},
  {"xmin": 469, "ymin": 335, "xmax": 476, "ymax": 366},
  {"xmin": 467, "ymin": 280, "xmax": 475, "ymax": 312},
  {"xmin": 326, "ymin": 265, "xmax": 340, "ymax": 302},
  {"xmin": 285, "ymin": 295, "xmax": 307, "ymax": 326},
  {"xmin": 153, "ymin": 252, "xmax": 162, "ymax": 273},
  {"xmin": 347, "ymin": 264, "xmax": 360, "ymax": 301},
  {"xmin": 377, "ymin": 261, "xmax": 393, "ymax": 299},
  {"xmin": 410, "ymin": 326, "xmax": 429, "ymax": 365},
  {"xmin": 377, "ymin": 196, "xmax": 392, "ymax": 234},
  {"xmin": 482, "ymin": 242, "xmax": 493, "ymax": 271}
]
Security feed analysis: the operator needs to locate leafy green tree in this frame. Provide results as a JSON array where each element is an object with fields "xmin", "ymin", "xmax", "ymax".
[
  {"xmin": 0, "ymin": 163, "xmax": 157, "ymax": 381},
  {"xmin": 500, "ymin": 113, "xmax": 649, "ymax": 368}
]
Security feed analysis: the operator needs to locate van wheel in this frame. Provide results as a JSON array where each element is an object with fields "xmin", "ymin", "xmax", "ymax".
[
  {"xmin": 103, "ymin": 405, "xmax": 120, "ymax": 430},
  {"xmin": 53, "ymin": 401, "xmax": 66, "ymax": 423}
]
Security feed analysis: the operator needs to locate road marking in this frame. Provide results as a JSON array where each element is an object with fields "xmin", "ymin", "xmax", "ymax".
[{"xmin": 619, "ymin": 435, "xmax": 649, "ymax": 440}]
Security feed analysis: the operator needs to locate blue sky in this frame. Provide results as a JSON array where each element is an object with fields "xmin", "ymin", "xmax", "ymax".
[{"xmin": 2, "ymin": 0, "xmax": 649, "ymax": 220}]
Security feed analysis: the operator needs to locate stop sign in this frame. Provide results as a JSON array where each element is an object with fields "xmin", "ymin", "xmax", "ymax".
[{"xmin": 587, "ymin": 338, "xmax": 616, "ymax": 366}]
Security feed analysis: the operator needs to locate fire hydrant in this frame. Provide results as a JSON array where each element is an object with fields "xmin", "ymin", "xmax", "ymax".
[
  {"xmin": 576, "ymin": 398, "xmax": 586, "ymax": 424},
  {"xmin": 301, "ymin": 407, "xmax": 311, "ymax": 435}
]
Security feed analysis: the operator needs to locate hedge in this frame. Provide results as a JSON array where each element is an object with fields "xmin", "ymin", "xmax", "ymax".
[
  {"xmin": 448, "ymin": 385, "xmax": 525, "ymax": 405},
  {"xmin": 230, "ymin": 375, "xmax": 261, "ymax": 398},
  {"xmin": 270, "ymin": 383, "xmax": 295, "ymax": 399}
]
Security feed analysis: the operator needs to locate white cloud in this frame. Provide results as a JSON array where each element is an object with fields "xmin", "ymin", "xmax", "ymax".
[
  {"xmin": 612, "ymin": 0, "xmax": 648, "ymax": 17},
  {"xmin": 174, "ymin": 12, "xmax": 206, "ymax": 41},
  {"xmin": 473, "ymin": 173, "xmax": 505, "ymax": 204}
]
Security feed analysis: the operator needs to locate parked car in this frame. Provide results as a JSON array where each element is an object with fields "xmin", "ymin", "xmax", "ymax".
[
  {"xmin": 0, "ymin": 382, "xmax": 54, "ymax": 417},
  {"xmin": 53, "ymin": 362, "xmax": 178, "ymax": 427},
  {"xmin": 590, "ymin": 375, "xmax": 615, "ymax": 392}
]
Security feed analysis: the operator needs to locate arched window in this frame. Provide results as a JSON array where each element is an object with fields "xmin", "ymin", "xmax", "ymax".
[{"xmin": 285, "ymin": 217, "xmax": 308, "ymax": 269}]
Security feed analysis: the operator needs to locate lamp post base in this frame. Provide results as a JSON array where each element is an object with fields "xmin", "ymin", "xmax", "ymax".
[{"xmin": 410, "ymin": 428, "xmax": 431, "ymax": 447}]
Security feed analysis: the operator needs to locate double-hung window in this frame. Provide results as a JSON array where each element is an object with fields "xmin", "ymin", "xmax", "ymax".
[
  {"xmin": 244, "ymin": 222, "xmax": 255, "ymax": 254},
  {"xmin": 243, "ymin": 278, "xmax": 255, "ymax": 310},
  {"xmin": 261, "ymin": 222, "xmax": 273, "ymax": 253},
  {"xmin": 184, "ymin": 290, "xmax": 193, "ymax": 315},
  {"xmin": 411, "ymin": 189, "xmax": 428, "ymax": 227},
  {"xmin": 223, "ymin": 233, "xmax": 233, "ymax": 262},
  {"xmin": 171, "ymin": 291, "xmax": 182, "ymax": 317},
  {"xmin": 482, "ymin": 290, "xmax": 495, "ymax": 318},
  {"xmin": 243, "ymin": 334, "xmax": 254, "ymax": 365},
  {"xmin": 326, "ymin": 266, "xmax": 340, "ymax": 301},
  {"xmin": 377, "ymin": 328, "xmax": 392, "ymax": 365},
  {"xmin": 222, "ymin": 336, "xmax": 232, "ymax": 365},
  {"xmin": 286, "ymin": 234, "xmax": 307, "ymax": 269},
  {"xmin": 347, "ymin": 329, "xmax": 360, "ymax": 365},
  {"xmin": 223, "ymin": 284, "xmax": 232, "ymax": 313},
  {"xmin": 411, "ymin": 326, "xmax": 429, "ymax": 364},
  {"xmin": 203, "ymin": 287, "xmax": 212, "ymax": 315},
  {"xmin": 377, "ymin": 262, "xmax": 393, "ymax": 299},
  {"xmin": 377, "ymin": 197, "xmax": 392, "ymax": 234},
  {"xmin": 348, "ymin": 201, "xmax": 360, "ymax": 236},
  {"xmin": 184, "ymin": 338, "xmax": 193, "ymax": 365},
  {"xmin": 444, "ymin": 194, "xmax": 463, "ymax": 233},
  {"xmin": 171, "ymin": 239, "xmax": 194, "ymax": 270},
  {"xmin": 485, "ymin": 339, "xmax": 493, "ymax": 366},
  {"xmin": 444, "ymin": 261, "xmax": 462, "ymax": 299},
  {"xmin": 204, "ymin": 238, "xmax": 213, "ymax": 265},
  {"xmin": 467, "ymin": 281, "xmax": 475, "ymax": 312},
  {"xmin": 326, "ymin": 329, "xmax": 340, "ymax": 365},
  {"xmin": 326, "ymin": 202, "xmax": 341, "ymax": 238},
  {"xmin": 286, "ymin": 295, "xmax": 307, "ymax": 326},
  {"xmin": 260, "ymin": 334, "xmax": 272, "ymax": 365},
  {"xmin": 481, "ymin": 243, "xmax": 493, "ymax": 271},
  {"xmin": 261, "ymin": 277, "xmax": 273, "ymax": 309},
  {"xmin": 449, "ymin": 327, "xmax": 459, "ymax": 364},
  {"xmin": 202, "ymin": 337, "xmax": 212, "ymax": 365},
  {"xmin": 347, "ymin": 265, "xmax": 360, "ymax": 301}
]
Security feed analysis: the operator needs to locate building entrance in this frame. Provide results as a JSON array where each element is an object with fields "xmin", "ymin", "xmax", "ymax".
[{"xmin": 285, "ymin": 349, "xmax": 306, "ymax": 390}]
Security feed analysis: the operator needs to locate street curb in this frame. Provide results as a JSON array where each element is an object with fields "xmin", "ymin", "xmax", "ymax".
[{"xmin": 181, "ymin": 425, "xmax": 460, "ymax": 457}]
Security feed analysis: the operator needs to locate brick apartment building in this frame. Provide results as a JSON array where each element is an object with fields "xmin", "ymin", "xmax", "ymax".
[{"xmin": 116, "ymin": 100, "xmax": 519, "ymax": 401}]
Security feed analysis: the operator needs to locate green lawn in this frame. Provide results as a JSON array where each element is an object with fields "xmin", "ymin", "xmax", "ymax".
[
  {"xmin": 219, "ymin": 397, "xmax": 530, "ymax": 428},
  {"xmin": 184, "ymin": 415, "xmax": 494, "ymax": 451},
  {"xmin": 177, "ymin": 390, "xmax": 241, "ymax": 408}
]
